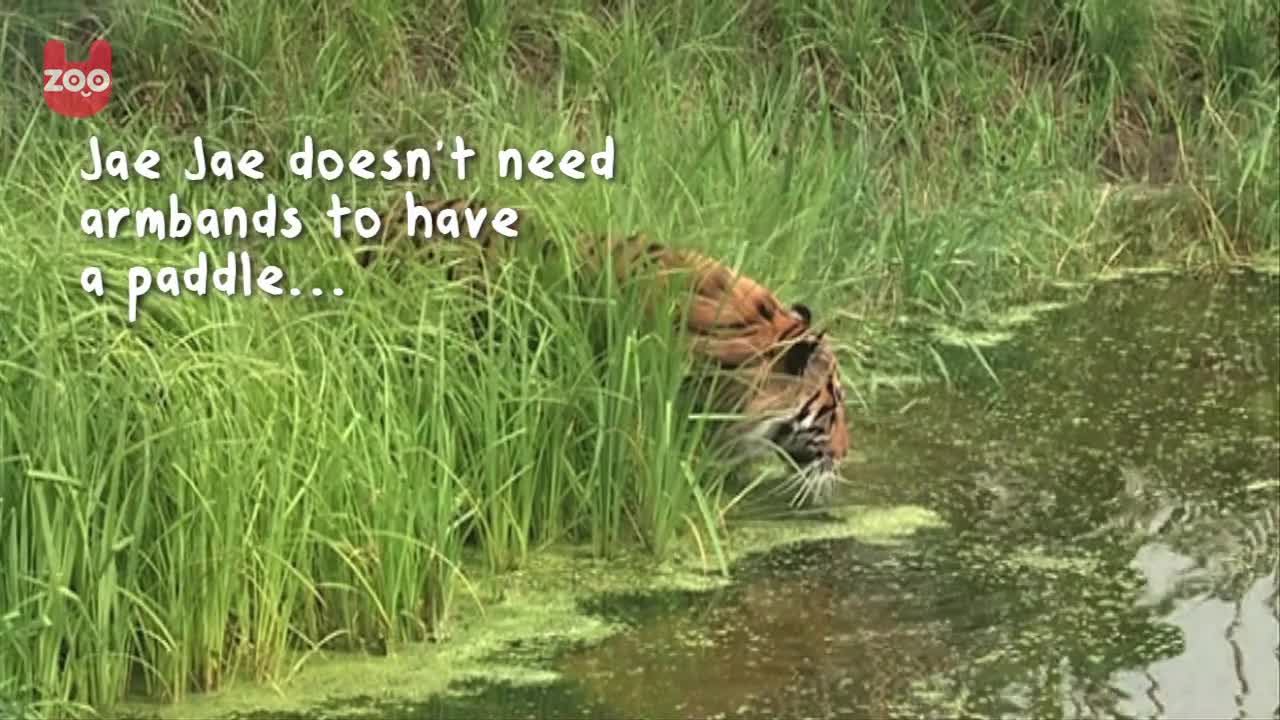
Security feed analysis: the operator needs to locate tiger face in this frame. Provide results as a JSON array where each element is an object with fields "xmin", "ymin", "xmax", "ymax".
[
  {"xmin": 748, "ymin": 332, "xmax": 850, "ymax": 506},
  {"xmin": 696, "ymin": 329, "xmax": 850, "ymax": 507}
]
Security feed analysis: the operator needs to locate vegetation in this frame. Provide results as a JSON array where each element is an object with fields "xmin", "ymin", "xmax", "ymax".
[{"xmin": 1, "ymin": 0, "xmax": 1276, "ymax": 716}]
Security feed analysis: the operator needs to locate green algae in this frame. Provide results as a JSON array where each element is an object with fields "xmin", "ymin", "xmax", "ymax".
[
  {"xmin": 986, "ymin": 302, "xmax": 1073, "ymax": 329},
  {"xmin": 930, "ymin": 326, "xmax": 1018, "ymax": 349},
  {"xmin": 860, "ymin": 372, "xmax": 931, "ymax": 393},
  {"xmin": 107, "ymin": 501, "xmax": 947, "ymax": 720},
  {"xmin": 1006, "ymin": 547, "xmax": 1103, "ymax": 574},
  {"xmin": 923, "ymin": 300, "xmax": 1073, "ymax": 350},
  {"xmin": 1095, "ymin": 264, "xmax": 1183, "ymax": 281},
  {"xmin": 1245, "ymin": 254, "xmax": 1280, "ymax": 276},
  {"xmin": 107, "ymin": 587, "xmax": 615, "ymax": 719}
]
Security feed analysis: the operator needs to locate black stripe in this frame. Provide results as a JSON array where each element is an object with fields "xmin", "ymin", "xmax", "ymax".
[
  {"xmin": 812, "ymin": 401, "xmax": 835, "ymax": 423},
  {"xmin": 798, "ymin": 391, "xmax": 818, "ymax": 416}
]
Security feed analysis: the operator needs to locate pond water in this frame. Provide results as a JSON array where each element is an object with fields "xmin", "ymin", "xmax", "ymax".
[
  {"xmin": 522, "ymin": 272, "xmax": 1279, "ymax": 720},
  {"xmin": 222, "ymin": 272, "xmax": 1280, "ymax": 719}
]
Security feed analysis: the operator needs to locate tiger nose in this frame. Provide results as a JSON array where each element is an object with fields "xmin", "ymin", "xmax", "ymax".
[{"xmin": 787, "ymin": 445, "xmax": 821, "ymax": 466}]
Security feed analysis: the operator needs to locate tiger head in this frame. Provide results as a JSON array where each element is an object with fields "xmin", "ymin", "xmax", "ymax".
[
  {"xmin": 565, "ymin": 238, "xmax": 855, "ymax": 505},
  {"xmin": 719, "ymin": 327, "xmax": 850, "ymax": 507},
  {"xmin": 669, "ymin": 255, "xmax": 851, "ymax": 507}
]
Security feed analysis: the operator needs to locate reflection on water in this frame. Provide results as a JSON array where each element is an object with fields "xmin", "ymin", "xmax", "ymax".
[
  {"xmin": 1113, "ymin": 548, "xmax": 1278, "ymax": 720},
  {"xmin": 548, "ymin": 272, "xmax": 1279, "ymax": 719}
]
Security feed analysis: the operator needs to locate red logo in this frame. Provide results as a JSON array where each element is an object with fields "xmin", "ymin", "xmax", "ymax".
[{"xmin": 43, "ymin": 39, "xmax": 112, "ymax": 118}]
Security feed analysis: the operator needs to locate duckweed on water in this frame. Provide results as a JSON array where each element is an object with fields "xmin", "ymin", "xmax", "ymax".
[{"xmin": 109, "ymin": 503, "xmax": 947, "ymax": 719}]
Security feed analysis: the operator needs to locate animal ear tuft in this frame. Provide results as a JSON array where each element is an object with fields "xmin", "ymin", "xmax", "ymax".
[{"xmin": 779, "ymin": 336, "xmax": 820, "ymax": 376}]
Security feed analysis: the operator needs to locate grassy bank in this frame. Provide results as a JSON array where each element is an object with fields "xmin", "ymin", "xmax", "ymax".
[{"xmin": 2, "ymin": 0, "xmax": 1276, "ymax": 716}]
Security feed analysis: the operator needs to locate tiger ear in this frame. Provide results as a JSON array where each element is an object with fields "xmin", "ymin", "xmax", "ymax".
[
  {"xmin": 779, "ymin": 334, "xmax": 822, "ymax": 376},
  {"xmin": 792, "ymin": 303, "xmax": 812, "ymax": 325}
]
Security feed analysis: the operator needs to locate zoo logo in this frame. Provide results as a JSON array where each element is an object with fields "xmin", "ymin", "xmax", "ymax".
[{"xmin": 43, "ymin": 39, "xmax": 113, "ymax": 118}]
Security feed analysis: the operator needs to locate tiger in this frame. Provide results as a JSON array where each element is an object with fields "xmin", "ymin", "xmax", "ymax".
[{"xmin": 354, "ymin": 191, "xmax": 850, "ymax": 506}]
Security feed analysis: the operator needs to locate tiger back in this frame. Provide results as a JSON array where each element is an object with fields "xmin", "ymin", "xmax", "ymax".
[{"xmin": 356, "ymin": 193, "xmax": 817, "ymax": 365}]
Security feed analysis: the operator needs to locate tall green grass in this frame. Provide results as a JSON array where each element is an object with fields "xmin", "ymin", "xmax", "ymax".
[{"xmin": 1, "ymin": 0, "xmax": 1276, "ymax": 716}]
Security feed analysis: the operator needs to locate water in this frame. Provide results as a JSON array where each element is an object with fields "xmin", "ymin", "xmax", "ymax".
[
  {"xmin": 547, "ymin": 272, "xmax": 1276, "ymax": 719},
  {"xmin": 225, "ymin": 272, "xmax": 1280, "ymax": 719}
]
